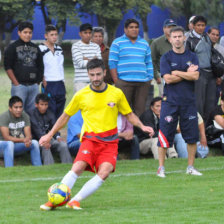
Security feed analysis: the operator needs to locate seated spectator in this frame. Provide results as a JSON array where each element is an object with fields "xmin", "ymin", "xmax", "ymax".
[
  {"xmin": 0, "ymin": 96, "xmax": 42, "ymax": 167},
  {"xmin": 135, "ymin": 97, "xmax": 178, "ymax": 159},
  {"xmin": 206, "ymin": 92, "xmax": 224, "ymax": 153},
  {"xmin": 174, "ymin": 113, "xmax": 209, "ymax": 158},
  {"xmin": 67, "ymin": 110, "xmax": 83, "ymax": 156},
  {"xmin": 29, "ymin": 93, "xmax": 72, "ymax": 165},
  {"xmin": 117, "ymin": 113, "xmax": 140, "ymax": 160}
]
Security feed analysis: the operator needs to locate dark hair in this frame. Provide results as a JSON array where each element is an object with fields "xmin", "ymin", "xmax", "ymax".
[
  {"xmin": 124, "ymin": 19, "xmax": 139, "ymax": 28},
  {"xmin": 35, "ymin": 93, "xmax": 50, "ymax": 104},
  {"xmin": 170, "ymin": 26, "xmax": 185, "ymax": 35},
  {"xmin": 207, "ymin": 26, "xmax": 220, "ymax": 35},
  {"xmin": 18, "ymin": 21, "xmax": 33, "ymax": 32},
  {"xmin": 87, "ymin": 58, "xmax": 105, "ymax": 71},
  {"xmin": 9, "ymin": 96, "xmax": 23, "ymax": 108},
  {"xmin": 93, "ymin": 27, "xmax": 104, "ymax": 36},
  {"xmin": 80, "ymin": 23, "xmax": 92, "ymax": 32},
  {"xmin": 150, "ymin": 97, "xmax": 162, "ymax": 107},
  {"xmin": 45, "ymin": 24, "xmax": 57, "ymax": 34},
  {"xmin": 192, "ymin": 15, "xmax": 207, "ymax": 25}
]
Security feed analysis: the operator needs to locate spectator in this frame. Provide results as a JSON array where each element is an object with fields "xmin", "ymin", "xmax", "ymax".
[
  {"xmin": 0, "ymin": 96, "xmax": 42, "ymax": 167},
  {"xmin": 135, "ymin": 97, "xmax": 178, "ymax": 159},
  {"xmin": 92, "ymin": 27, "xmax": 113, "ymax": 84},
  {"xmin": 151, "ymin": 19, "xmax": 177, "ymax": 96},
  {"xmin": 117, "ymin": 114, "xmax": 140, "ymax": 160},
  {"xmin": 72, "ymin": 23, "xmax": 102, "ymax": 92},
  {"xmin": 174, "ymin": 113, "xmax": 209, "ymax": 158},
  {"xmin": 28, "ymin": 93, "xmax": 72, "ymax": 165},
  {"xmin": 39, "ymin": 24, "xmax": 66, "ymax": 120},
  {"xmin": 4, "ymin": 21, "xmax": 43, "ymax": 113},
  {"xmin": 157, "ymin": 26, "xmax": 201, "ymax": 178},
  {"xmin": 109, "ymin": 18, "xmax": 153, "ymax": 117},
  {"xmin": 208, "ymin": 27, "xmax": 224, "ymax": 104},
  {"xmin": 206, "ymin": 92, "xmax": 224, "ymax": 153},
  {"xmin": 67, "ymin": 110, "xmax": 83, "ymax": 157},
  {"xmin": 186, "ymin": 15, "xmax": 215, "ymax": 122}
]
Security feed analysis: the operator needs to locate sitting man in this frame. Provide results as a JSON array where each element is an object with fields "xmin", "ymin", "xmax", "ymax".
[
  {"xmin": 174, "ymin": 113, "xmax": 209, "ymax": 158},
  {"xmin": 135, "ymin": 97, "xmax": 178, "ymax": 159},
  {"xmin": 117, "ymin": 113, "xmax": 140, "ymax": 160},
  {"xmin": 0, "ymin": 96, "xmax": 42, "ymax": 167},
  {"xmin": 67, "ymin": 110, "xmax": 83, "ymax": 157},
  {"xmin": 29, "ymin": 93, "xmax": 72, "ymax": 165},
  {"xmin": 206, "ymin": 92, "xmax": 224, "ymax": 153}
]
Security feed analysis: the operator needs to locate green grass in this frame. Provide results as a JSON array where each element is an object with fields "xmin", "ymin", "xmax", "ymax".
[{"xmin": 0, "ymin": 157, "xmax": 223, "ymax": 224}]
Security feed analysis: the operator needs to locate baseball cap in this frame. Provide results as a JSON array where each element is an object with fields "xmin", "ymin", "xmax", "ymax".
[{"xmin": 163, "ymin": 19, "xmax": 177, "ymax": 27}]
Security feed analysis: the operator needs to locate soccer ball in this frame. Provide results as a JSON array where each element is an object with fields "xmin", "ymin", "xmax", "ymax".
[{"xmin": 48, "ymin": 183, "xmax": 71, "ymax": 206}]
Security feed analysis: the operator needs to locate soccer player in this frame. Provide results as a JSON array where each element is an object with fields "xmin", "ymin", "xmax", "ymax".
[
  {"xmin": 40, "ymin": 58, "xmax": 154, "ymax": 210},
  {"xmin": 157, "ymin": 26, "xmax": 202, "ymax": 178}
]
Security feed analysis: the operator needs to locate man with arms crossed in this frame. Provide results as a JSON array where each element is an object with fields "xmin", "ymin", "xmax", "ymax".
[
  {"xmin": 40, "ymin": 59, "xmax": 154, "ymax": 210},
  {"xmin": 157, "ymin": 26, "xmax": 202, "ymax": 178}
]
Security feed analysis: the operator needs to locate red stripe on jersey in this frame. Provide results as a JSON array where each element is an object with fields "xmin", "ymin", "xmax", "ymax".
[{"xmin": 158, "ymin": 130, "xmax": 169, "ymax": 148}]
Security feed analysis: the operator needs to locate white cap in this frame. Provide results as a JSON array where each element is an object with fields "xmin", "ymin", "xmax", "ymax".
[{"xmin": 189, "ymin": 16, "xmax": 196, "ymax": 23}]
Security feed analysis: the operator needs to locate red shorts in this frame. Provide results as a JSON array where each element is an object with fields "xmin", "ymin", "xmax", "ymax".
[{"xmin": 74, "ymin": 138, "xmax": 118, "ymax": 173}]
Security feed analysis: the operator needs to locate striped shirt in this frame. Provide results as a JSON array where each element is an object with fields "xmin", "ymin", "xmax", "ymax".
[
  {"xmin": 109, "ymin": 34, "xmax": 153, "ymax": 82},
  {"xmin": 71, "ymin": 40, "xmax": 102, "ymax": 83}
]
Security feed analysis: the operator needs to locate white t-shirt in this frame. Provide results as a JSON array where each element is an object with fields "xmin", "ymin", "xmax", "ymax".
[{"xmin": 39, "ymin": 44, "xmax": 64, "ymax": 81}]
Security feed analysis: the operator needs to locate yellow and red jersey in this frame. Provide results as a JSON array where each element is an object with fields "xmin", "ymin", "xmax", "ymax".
[{"xmin": 64, "ymin": 84, "xmax": 132, "ymax": 143}]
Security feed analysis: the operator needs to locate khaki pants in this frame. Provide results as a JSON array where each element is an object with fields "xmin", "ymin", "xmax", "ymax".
[{"xmin": 140, "ymin": 137, "xmax": 178, "ymax": 159}]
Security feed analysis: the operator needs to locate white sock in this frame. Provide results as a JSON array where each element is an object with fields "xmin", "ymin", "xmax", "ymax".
[
  {"xmin": 61, "ymin": 170, "xmax": 78, "ymax": 190},
  {"xmin": 71, "ymin": 175, "xmax": 104, "ymax": 202}
]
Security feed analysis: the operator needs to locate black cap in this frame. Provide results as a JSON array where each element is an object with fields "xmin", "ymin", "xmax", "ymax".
[{"xmin": 163, "ymin": 19, "xmax": 177, "ymax": 27}]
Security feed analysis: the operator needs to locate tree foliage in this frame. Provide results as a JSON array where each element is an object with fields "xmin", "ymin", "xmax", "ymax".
[
  {"xmin": 156, "ymin": 0, "xmax": 224, "ymax": 26},
  {"xmin": 36, "ymin": 0, "xmax": 80, "ymax": 42}
]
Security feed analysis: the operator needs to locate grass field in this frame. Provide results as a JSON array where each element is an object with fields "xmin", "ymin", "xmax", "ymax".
[{"xmin": 0, "ymin": 157, "xmax": 224, "ymax": 224}]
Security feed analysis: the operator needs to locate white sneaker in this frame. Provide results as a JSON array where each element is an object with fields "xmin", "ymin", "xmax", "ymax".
[
  {"xmin": 157, "ymin": 167, "xmax": 166, "ymax": 178},
  {"xmin": 186, "ymin": 167, "xmax": 202, "ymax": 176}
]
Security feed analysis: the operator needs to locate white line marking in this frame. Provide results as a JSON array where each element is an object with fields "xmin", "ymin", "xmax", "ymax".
[{"xmin": 0, "ymin": 166, "xmax": 223, "ymax": 183}]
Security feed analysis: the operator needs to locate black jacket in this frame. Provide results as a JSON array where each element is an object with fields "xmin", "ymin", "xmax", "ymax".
[
  {"xmin": 28, "ymin": 108, "xmax": 60, "ymax": 140},
  {"xmin": 4, "ymin": 39, "xmax": 43, "ymax": 84},
  {"xmin": 135, "ymin": 109, "xmax": 159, "ymax": 142}
]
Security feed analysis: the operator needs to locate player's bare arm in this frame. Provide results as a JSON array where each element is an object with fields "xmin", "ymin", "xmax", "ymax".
[
  {"xmin": 125, "ymin": 112, "xmax": 154, "ymax": 137},
  {"xmin": 172, "ymin": 65, "xmax": 199, "ymax": 81},
  {"xmin": 163, "ymin": 73, "xmax": 183, "ymax": 84},
  {"xmin": 39, "ymin": 112, "xmax": 70, "ymax": 147}
]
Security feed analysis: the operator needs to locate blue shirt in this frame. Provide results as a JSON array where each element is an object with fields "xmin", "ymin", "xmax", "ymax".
[
  {"xmin": 67, "ymin": 110, "xmax": 83, "ymax": 144},
  {"xmin": 160, "ymin": 50, "xmax": 199, "ymax": 105},
  {"xmin": 109, "ymin": 34, "xmax": 153, "ymax": 82}
]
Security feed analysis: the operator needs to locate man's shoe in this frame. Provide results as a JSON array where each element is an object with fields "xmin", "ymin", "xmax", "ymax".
[
  {"xmin": 157, "ymin": 167, "xmax": 166, "ymax": 178},
  {"xmin": 66, "ymin": 200, "xmax": 82, "ymax": 210},
  {"xmin": 186, "ymin": 167, "xmax": 202, "ymax": 176},
  {"xmin": 40, "ymin": 201, "xmax": 55, "ymax": 211}
]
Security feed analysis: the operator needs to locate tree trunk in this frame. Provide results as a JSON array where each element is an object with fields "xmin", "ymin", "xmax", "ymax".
[
  {"xmin": 141, "ymin": 17, "xmax": 149, "ymax": 42},
  {"xmin": 4, "ymin": 32, "xmax": 12, "ymax": 49}
]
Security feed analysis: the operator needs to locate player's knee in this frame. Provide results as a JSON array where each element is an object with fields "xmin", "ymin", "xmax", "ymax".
[{"xmin": 97, "ymin": 170, "xmax": 110, "ymax": 180}]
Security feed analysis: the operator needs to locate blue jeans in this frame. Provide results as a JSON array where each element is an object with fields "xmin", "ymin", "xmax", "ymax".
[
  {"xmin": 174, "ymin": 133, "xmax": 209, "ymax": 158},
  {"xmin": 0, "ymin": 141, "xmax": 14, "ymax": 167},
  {"xmin": 11, "ymin": 84, "xmax": 39, "ymax": 113},
  {"xmin": 68, "ymin": 139, "xmax": 81, "ymax": 156}
]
